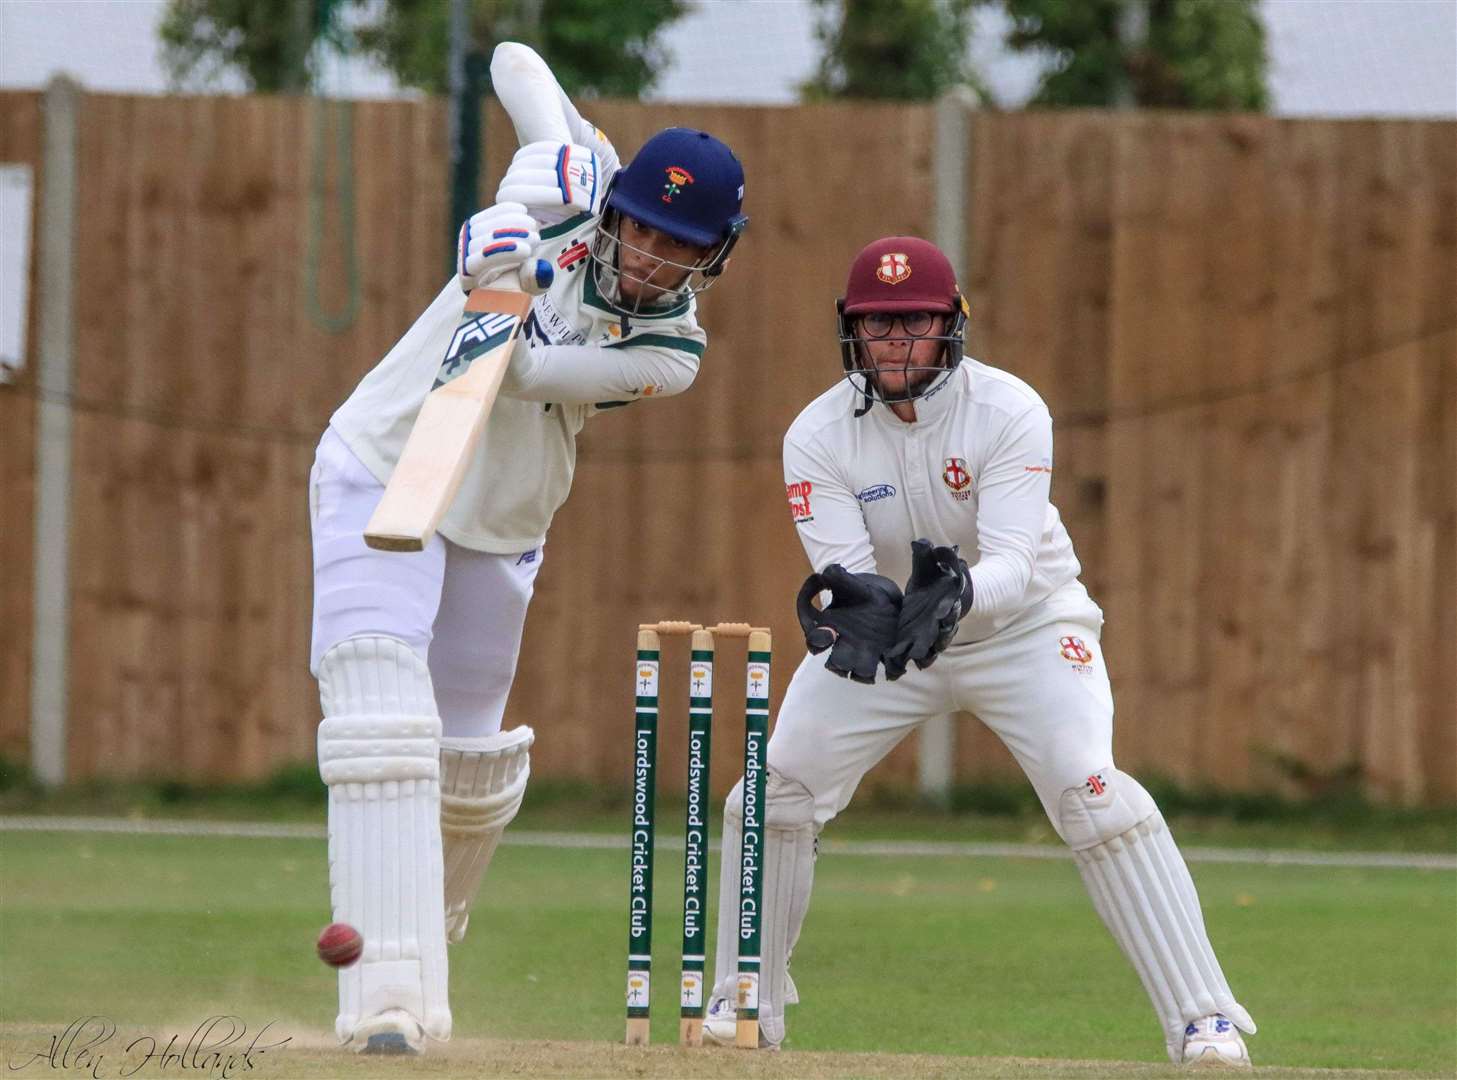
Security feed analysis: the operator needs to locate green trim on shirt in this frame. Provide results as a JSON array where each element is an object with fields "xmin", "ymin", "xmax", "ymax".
[
  {"xmin": 607, "ymin": 333, "xmax": 705, "ymax": 358},
  {"xmin": 541, "ymin": 212, "xmax": 594, "ymax": 240}
]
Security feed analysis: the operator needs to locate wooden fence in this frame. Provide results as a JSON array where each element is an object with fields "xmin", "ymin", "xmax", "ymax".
[{"xmin": 1, "ymin": 89, "xmax": 1452, "ymax": 804}]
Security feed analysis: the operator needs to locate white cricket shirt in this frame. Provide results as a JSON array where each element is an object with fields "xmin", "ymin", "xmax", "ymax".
[
  {"xmin": 330, "ymin": 213, "xmax": 707, "ymax": 552},
  {"xmin": 783, "ymin": 360, "xmax": 1099, "ymax": 643}
]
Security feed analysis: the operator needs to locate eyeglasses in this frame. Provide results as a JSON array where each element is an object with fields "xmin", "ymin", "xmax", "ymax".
[{"xmin": 859, "ymin": 311, "xmax": 938, "ymax": 338}]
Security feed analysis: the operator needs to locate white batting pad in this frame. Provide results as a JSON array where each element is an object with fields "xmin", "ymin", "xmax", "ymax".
[
  {"xmin": 317, "ymin": 635, "xmax": 451, "ymax": 1046},
  {"xmin": 439, "ymin": 726, "xmax": 535, "ymax": 943},
  {"xmin": 711, "ymin": 771, "xmax": 817, "ymax": 1044},
  {"xmin": 1061, "ymin": 768, "xmax": 1254, "ymax": 1063}
]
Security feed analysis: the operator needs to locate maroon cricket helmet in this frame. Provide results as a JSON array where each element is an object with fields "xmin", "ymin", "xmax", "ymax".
[
  {"xmin": 842, "ymin": 236, "xmax": 960, "ymax": 314},
  {"xmin": 835, "ymin": 235, "xmax": 970, "ymax": 412}
]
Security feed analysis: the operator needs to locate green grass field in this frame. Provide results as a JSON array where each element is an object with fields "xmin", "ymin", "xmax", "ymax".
[{"xmin": 2, "ymin": 820, "xmax": 1454, "ymax": 1078}]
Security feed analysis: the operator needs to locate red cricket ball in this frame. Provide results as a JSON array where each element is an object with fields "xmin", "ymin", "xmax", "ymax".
[{"xmin": 316, "ymin": 922, "xmax": 364, "ymax": 968}]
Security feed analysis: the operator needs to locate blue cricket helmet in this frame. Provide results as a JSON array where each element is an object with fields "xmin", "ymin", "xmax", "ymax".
[{"xmin": 607, "ymin": 128, "xmax": 747, "ymax": 249}]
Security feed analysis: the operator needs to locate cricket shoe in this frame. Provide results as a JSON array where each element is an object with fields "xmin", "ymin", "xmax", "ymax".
[
  {"xmin": 700, "ymin": 997, "xmax": 780, "ymax": 1051},
  {"xmin": 1181, "ymin": 1014, "xmax": 1250, "ymax": 1068},
  {"xmin": 351, "ymin": 1009, "xmax": 424, "ymax": 1055}
]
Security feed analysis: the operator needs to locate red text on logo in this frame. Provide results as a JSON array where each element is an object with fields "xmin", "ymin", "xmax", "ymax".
[{"xmin": 786, "ymin": 480, "xmax": 814, "ymax": 523}]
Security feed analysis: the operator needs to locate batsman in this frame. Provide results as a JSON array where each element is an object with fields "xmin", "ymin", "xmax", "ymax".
[
  {"xmin": 308, "ymin": 44, "xmax": 747, "ymax": 1053},
  {"xmin": 703, "ymin": 236, "xmax": 1256, "ymax": 1067}
]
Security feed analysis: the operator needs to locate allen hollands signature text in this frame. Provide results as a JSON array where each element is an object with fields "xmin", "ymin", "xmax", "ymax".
[{"xmin": 7, "ymin": 1016, "xmax": 292, "ymax": 1079}]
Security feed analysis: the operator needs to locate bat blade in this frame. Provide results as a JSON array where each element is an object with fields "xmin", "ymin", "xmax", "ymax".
[{"xmin": 363, "ymin": 287, "xmax": 534, "ymax": 552}]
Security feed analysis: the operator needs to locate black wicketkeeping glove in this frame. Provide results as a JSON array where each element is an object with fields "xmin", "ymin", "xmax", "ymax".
[
  {"xmin": 882, "ymin": 539, "xmax": 971, "ymax": 681},
  {"xmin": 795, "ymin": 565, "xmax": 904, "ymax": 684}
]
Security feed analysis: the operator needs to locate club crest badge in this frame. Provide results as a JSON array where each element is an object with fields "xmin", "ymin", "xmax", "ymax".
[
  {"xmin": 1060, "ymin": 636, "xmax": 1092, "ymax": 664},
  {"xmin": 876, "ymin": 252, "xmax": 911, "ymax": 284},
  {"xmin": 662, "ymin": 165, "xmax": 695, "ymax": 203},
  {"xmin": 1061, "ymin": 636, "xmax": 1096, "ymax": 676},
  {"xmin": 942, "ymin": 458, "xmax": 972, "ymax": 500}
]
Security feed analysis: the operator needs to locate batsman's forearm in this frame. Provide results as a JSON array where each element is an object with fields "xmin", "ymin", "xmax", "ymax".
[{"xmin": 501, "ymin": 341, "xmax": 698, "ymax": 405}]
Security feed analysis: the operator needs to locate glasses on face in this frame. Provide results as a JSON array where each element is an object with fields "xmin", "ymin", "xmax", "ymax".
[{"xmin": 859, "ymin": 311, "xmax": 938, "ymax": 338}]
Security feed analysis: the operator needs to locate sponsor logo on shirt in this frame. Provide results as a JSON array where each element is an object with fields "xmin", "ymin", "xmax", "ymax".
[
  {"xmin": 855, "ymin": 483, "xmax": 897, "ymax": 503},
  {"xmin": 516, "ymin": 549, "xmax": 539, "ymax": 566},
  {"xmin": 525, "ymin": 295, "xmax": 586, "ymax": 347},
  {"xmin": 557, "ymin": 240, "xmax": 590, "ymax": 271},
  {"xmin": 942, "ymin": 457, "xmax": 973, "ymax": 501},
  {"xmin": 1025, "ymin": 454, "xmax": 1053, "ymax": 475},
  {"xmin": 1060, "ymin": 635, "xmax": 1095, "ymax": 676},
  {"xmin": 786, "ymin": 480, "xmax": 813, "ymax": 524}
]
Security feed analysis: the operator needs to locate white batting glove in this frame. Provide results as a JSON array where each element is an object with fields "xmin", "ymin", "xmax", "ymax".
[
  {"xmin": 495, "ymin": 140, "xmax": 606, "ymax": 216},
  {"xmin": 456, "ymin": 202, "xmax": 539, "ymax": 294}
]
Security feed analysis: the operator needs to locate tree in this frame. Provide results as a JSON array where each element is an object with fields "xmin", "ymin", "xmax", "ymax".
[
  {"xmin": 1004, "ymin": 0, "xmax": 1268, "ymax": 110},
  {"xmin": 160, "ymin": 0, "xmax": 329, "ymax": 93},
  {"xmin": 801, "ymin": 0, "xmax": 990, "ymax": 102},
  {"xmin": 159, "ymin": 0, "xmax": 687, "ymax": 98}
]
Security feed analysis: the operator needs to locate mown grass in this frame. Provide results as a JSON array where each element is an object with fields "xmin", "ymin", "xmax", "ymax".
[{"xmin": 2, "ymin": 826, "xmax": 1453, "ymax": 1075}]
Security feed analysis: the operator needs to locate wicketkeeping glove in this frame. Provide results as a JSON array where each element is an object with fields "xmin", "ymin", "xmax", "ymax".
[
  {"xmin": 882, "ymin": 539, "xmax": 971, "ymax": 681},
  {"xmin": 495, "ymin": 140, "xmax": 606, "ymax": 216},
  {"xmin": 457, "ymin": 202, "xmax": 539, "ymax": 294},
  {"xmin": 796, "ymin": 565, "xmax": 904, "ymax": 684}
]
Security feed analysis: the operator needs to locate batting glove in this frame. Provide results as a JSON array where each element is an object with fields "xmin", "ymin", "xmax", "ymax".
[
  {"xmin": 457, "ymin": 202, "xmax": 539, "ymax": 294},
  {"xmin": 495, "ymin": 140, "xmax": 606, "ymax": 216}
]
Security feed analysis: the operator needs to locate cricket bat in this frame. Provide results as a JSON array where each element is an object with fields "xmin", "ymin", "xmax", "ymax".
[
  {"xmin": 362, "ymin": 42, "xmax": 574, "ymax": 553},
  {"xmin": 362, "ymin": 260, "xmax": 552, "ymax": 551}
]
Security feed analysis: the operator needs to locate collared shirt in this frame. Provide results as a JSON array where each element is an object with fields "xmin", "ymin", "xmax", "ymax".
[
  {"xmin": 331, "ymin": 213, "xmax": 707, "ymax": 552},
  {"xmin": 783, "ymin": 360, "xmax": 1097, "ymax": 643}
]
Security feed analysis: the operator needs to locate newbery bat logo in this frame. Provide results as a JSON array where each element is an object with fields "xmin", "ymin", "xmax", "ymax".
[{"xmin": 434, "ymin": 311, "xmax": 519, "ymax": 388}]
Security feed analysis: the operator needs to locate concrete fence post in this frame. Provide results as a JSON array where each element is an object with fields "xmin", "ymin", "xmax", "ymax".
[{"xmin": 30, "ymin": 75, "xmax": 80, "ymax": 786}]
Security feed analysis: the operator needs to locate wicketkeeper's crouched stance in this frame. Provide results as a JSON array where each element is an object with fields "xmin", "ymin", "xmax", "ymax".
[
  {"xmin": 309, "ymin": 44, "xmax": 747, "ymax": 1054},
  {"xmin": 701, "ymin": 237, "xmax": 1255, "ymax": 1067}
]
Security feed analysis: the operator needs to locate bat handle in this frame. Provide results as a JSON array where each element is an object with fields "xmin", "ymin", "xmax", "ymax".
[{"xmin": 518, "ymin": 257, "xmax": 555, "ymax": 295}]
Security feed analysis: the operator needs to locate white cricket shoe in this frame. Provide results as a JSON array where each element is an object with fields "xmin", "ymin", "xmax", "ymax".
[
  {"xmin": 1181, "ymin": 1013, "xmax": 1250, "ymax": 1068},
  {"xmin": 351, "ymin": 1009, "xmax": 424, "ymax": 1055},
  {"xmin": 701, "ymin": 997, "xmax": 780, "ymax": 1050}
]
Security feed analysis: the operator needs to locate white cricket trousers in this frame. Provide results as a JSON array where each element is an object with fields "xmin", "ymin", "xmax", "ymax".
[
  {"xmin": 308, "ymin": 427, "xmax": 542, "ymax": 739},
  {"xmin": 769, "ymin": 591, "xmax": 1114, "ymax": 834}
]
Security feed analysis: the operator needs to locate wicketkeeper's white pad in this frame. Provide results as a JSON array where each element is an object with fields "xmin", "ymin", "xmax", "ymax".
[
  {"xmin": 711, "ymin": 770, "xmax": 817, "ymax": 1044},
  {"xmin": 317, "ymin": 635, "xmax": 451, "ymax": 1046},
  {"xmin": 439, "ymin": 726, "xmax": 534, "ymax": 943},
  {"xmin": 1060, "ymin": 767, "xmax": 1255, "ymax": 1063}
]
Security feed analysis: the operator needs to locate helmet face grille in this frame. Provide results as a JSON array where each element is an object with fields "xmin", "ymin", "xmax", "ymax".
[
  {"xmin": 589, "ymin": 207, "xmax": 740, "ymax": 316},
  {"xmin": 836, "ymin": 299, "xmax": 968, "ymax": 408}
]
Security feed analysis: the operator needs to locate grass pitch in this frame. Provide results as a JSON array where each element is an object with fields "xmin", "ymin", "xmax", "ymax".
[{"xmin": 1, "ymin": 824, "xmax": 1453, "ymax": 1078}]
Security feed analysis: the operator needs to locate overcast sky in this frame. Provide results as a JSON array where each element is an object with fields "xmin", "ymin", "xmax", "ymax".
[{"xmin": 0, "ymin": 0, "xmax": 1454, "ymax": 116}]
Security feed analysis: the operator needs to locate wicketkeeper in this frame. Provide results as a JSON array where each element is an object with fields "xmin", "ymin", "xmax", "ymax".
[
  {"xmin": 702, "ymin": 236, "xmax": 1255, "ymax": 1067},
  {"xmin": 309, "ymin": 43, "xmax": 747, "ymax": 1054}
]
